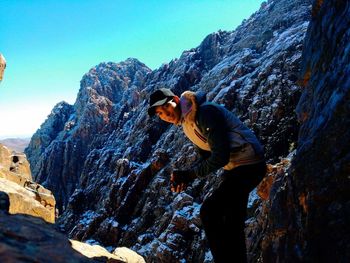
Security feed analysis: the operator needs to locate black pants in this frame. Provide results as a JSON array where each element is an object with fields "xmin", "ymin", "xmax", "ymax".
[{"xmin": 200, "ymin": 161, "xmax": 266, "ymax": 263}]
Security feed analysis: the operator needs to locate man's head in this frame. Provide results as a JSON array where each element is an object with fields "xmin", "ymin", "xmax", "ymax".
[{"xmin": 148, "ymin": 88, "xmax": 181, "ymax": 124}]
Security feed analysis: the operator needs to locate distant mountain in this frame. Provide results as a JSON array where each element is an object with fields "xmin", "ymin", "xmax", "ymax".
[{"xmin": 0, "ymin": 138, "xmax": 31, "ymax": 153}]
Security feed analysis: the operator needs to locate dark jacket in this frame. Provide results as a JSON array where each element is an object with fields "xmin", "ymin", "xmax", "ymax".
[{"xmin": 179, "ymin": 91, "xmax": 264, "ymax": 178}]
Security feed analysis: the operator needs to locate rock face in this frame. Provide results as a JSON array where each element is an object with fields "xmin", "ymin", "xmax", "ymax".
[
  {"xmin": 246, "ymin": 0, "xmax": 350, "ymax": 262},
  {"xmin": 292, "ymin": 0, "xmax": 349, "ymax": 260},
  {"xmin": 25, "ymin": 59, "xmax": 151, "ymax": 211},
  {"xmin": 24, "ymin": 0, "xmax": 349, "ymax": 262}
]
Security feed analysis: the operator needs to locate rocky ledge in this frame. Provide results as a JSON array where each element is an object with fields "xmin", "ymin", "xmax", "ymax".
[{"xmin": 0, "ymin": 210, "xmax": 145, "ymax": 263}]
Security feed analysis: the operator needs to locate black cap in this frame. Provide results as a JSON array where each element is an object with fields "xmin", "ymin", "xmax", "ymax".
[{"xmin": 148, "ymin": 88, "xmax": 176, "ymax": 116}]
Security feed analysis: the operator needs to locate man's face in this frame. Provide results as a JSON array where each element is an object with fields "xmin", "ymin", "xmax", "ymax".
[{"xmin": 155, "ymin": 99, "xmax": 181, "ymax": 124}]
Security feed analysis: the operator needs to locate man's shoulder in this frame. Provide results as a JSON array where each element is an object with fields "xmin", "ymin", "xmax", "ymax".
[
  {"xmin": 198, "ymin": 102, "xmax": 225, "ymax": 114},
  {"xmin": 196, "ymin": 102, "xmax": 226, "ymax": 126}
]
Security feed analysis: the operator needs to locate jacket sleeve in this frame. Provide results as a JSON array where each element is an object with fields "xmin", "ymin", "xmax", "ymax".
[{"xmin": 192, "ymin": 105, "xmax": 231, "ymax": 178}]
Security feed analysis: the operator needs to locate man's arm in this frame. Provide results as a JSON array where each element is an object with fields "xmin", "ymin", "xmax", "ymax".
[{"xmin": 192, "ymin": 105, "xmax": 231, "ymax": 178}]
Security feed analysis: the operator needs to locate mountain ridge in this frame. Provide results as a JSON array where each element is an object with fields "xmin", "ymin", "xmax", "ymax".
[
  {"xmin": 0, "ymin": 137, "xmax": 31, "ymax": 153},
  {"xmin": 24, "ymin": 0, "xmax": 350, "ymax": 262},
  {"xmin": 26, "ymin": 0, "xmax": 311, "ymax": 262}
]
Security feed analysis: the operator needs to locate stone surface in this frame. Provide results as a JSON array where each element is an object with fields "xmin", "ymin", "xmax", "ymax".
[
  {"xmin": 112, "ymin": 247, "xmax": 146, "ymax": 263},
  {"xmin": 70, "ymin": 240, "xmax": 145, "ymax": 263}
]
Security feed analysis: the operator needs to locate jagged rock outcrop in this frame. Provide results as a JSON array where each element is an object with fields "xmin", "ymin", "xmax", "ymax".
[
  {"xmin": 25, "ymin": 60, "xmax": 152, "ymax": 211},
  {"xmin": 25, "ymin": 0, "xmax": 350, "ymax": 262}
]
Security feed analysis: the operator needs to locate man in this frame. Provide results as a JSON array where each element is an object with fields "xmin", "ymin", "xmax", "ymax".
[{"xmin": 148, "ymin": 88, "xmax": 266, "ymax": 263}]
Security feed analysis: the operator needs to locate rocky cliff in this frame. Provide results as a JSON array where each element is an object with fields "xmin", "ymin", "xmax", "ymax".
[
  {"xmin": 246, "ymin": 0, "xmax": 350, "ymax": 262},
  {"xmin": 24, "ymin": 0, "xmax": 349, "ymax": 262},
  {"xmin": 25, "ymin": 60, "xmax": 151, "ymax": 211}
]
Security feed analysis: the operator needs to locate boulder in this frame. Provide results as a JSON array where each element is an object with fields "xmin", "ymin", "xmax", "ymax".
[
  {"xmin": 0, "ymin": 143, "xmax": 56, "ymax": 223},
  {"xmin": 70, "ymin": 240, "xmax": 145, "ymax": 263},
  {"xmin": 0, "ymin": 178, "xmax": 55, "ymax": 223},
  {"xmin": 0, "ymin": 210, "xmax": 97, "ymax": 262},
  {"xmin": 0, "ymin": 143, "xmax": 32, "ymax": 183}
]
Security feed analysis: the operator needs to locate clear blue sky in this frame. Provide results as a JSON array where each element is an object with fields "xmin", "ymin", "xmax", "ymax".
[{"xmin": 0, "ymin": 0, "xmax": 264, "ymax": 138}]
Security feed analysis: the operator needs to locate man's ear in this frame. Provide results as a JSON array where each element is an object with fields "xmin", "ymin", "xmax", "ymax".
[{"xmin": 173, "ymin": 96, "xmax": 180, "ymax": 104}]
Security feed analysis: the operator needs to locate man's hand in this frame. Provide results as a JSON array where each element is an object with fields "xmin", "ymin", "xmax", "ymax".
[{"xmin": 170, "ymin": 170, "xmax": 196, "ymax": 193}]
